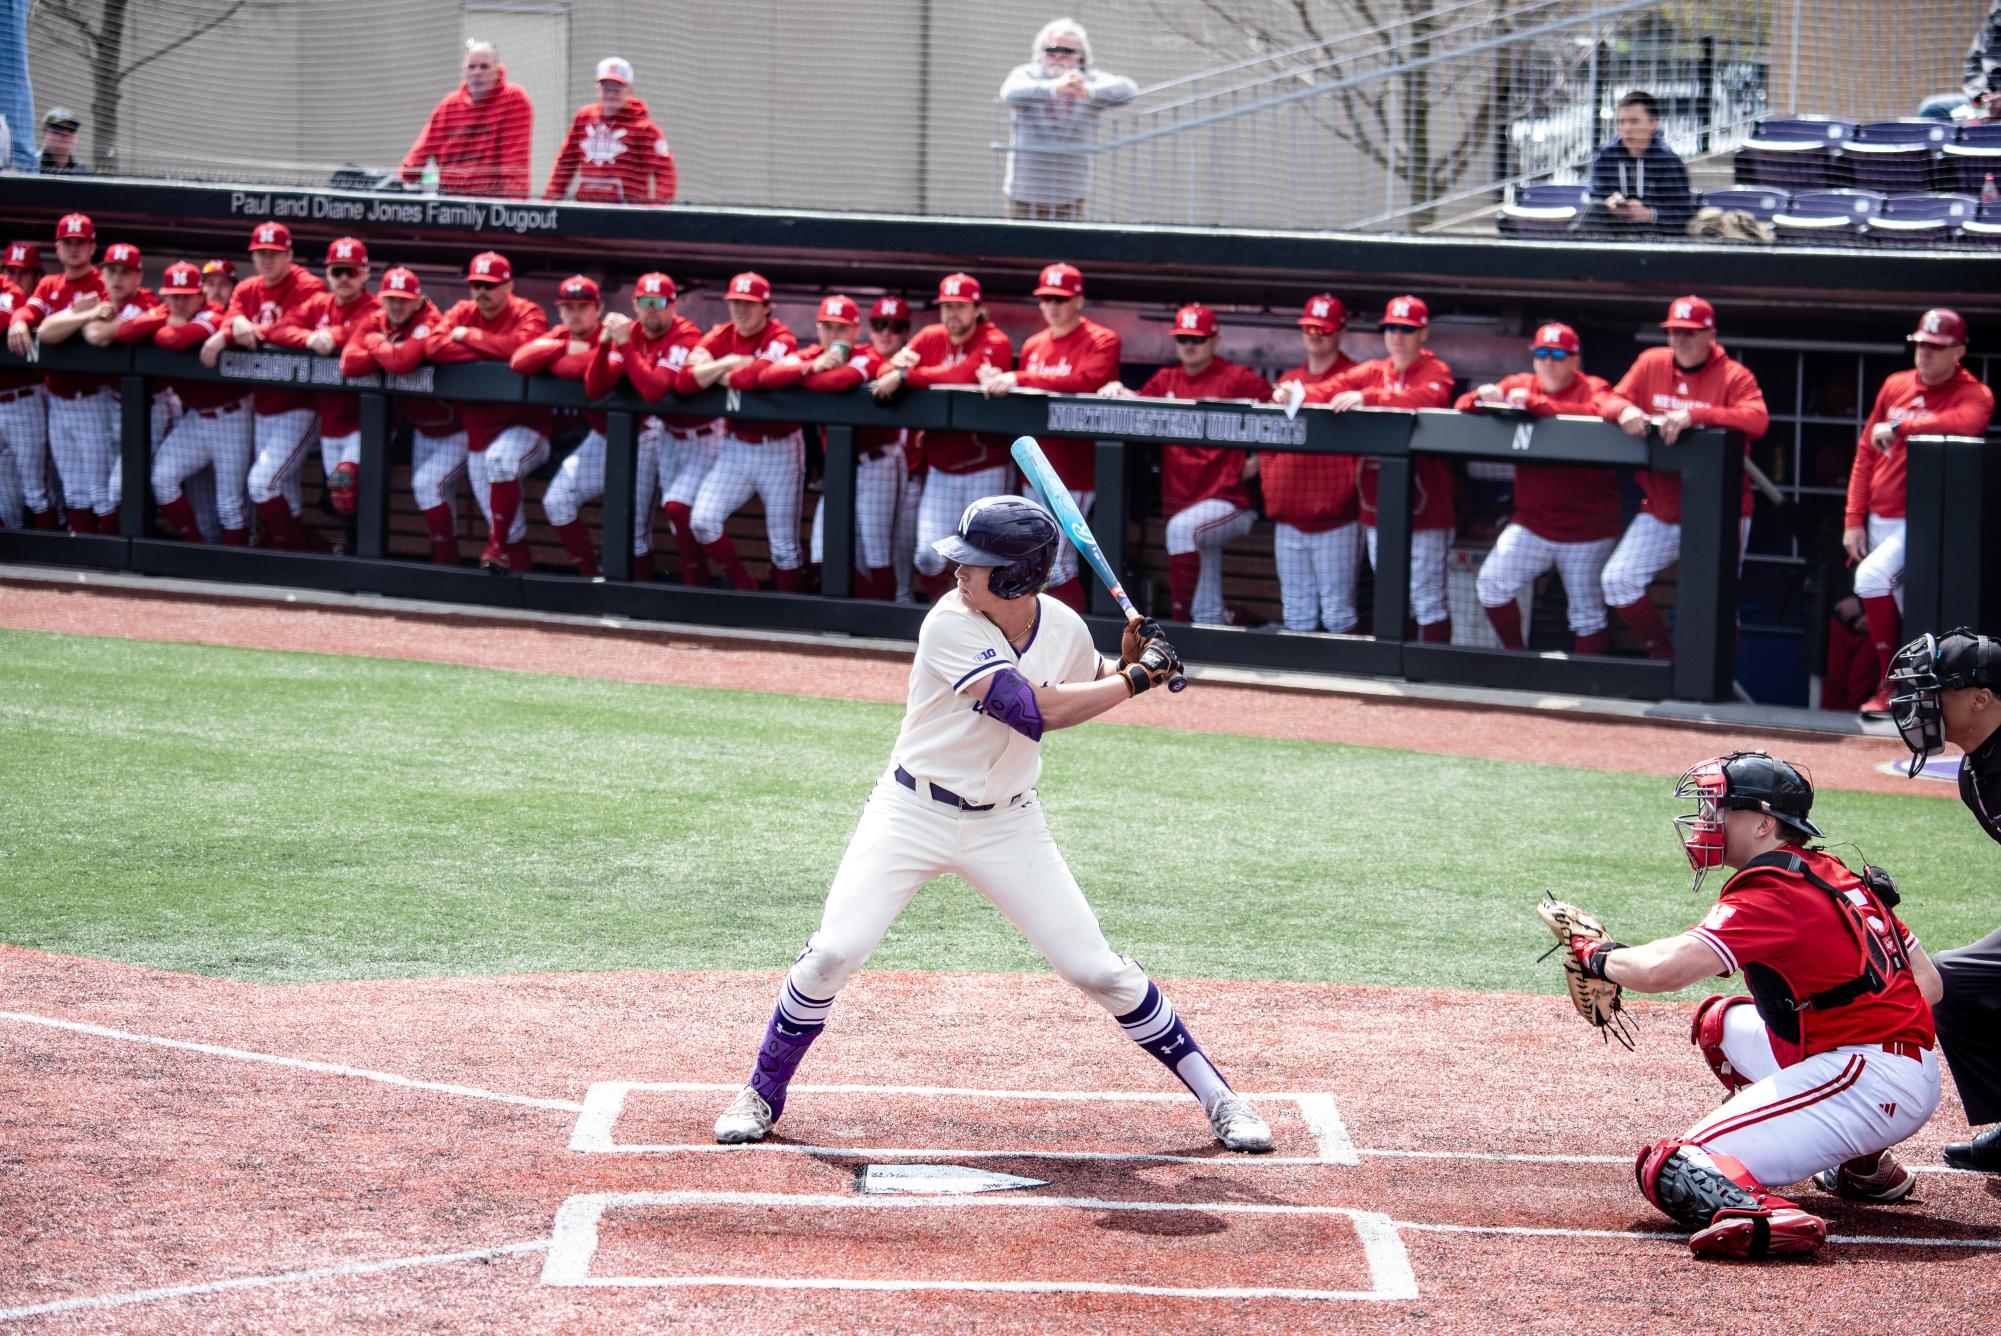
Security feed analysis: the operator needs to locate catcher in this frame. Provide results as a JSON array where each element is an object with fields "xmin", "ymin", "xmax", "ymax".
[{"xmin": 1541, "ymin": 751, "xmax": 1943, "ymax": 1261}]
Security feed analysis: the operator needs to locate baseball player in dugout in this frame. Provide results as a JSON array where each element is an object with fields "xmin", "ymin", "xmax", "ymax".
[
  {"xmin": 426, "ymin": 251, "xmax": 552, "ymax": 574},
  {"xmin": 1888, "ymin": 628, "xmax": 2001, "ymax": 1172},
  {"xmin": 712, "ymin": 496, "xmax": 1274, "ymax": 1154},
  {"xmin": 874, "ymin": 273, "xmax": 1015, "ymax": 599},
  {"xmin": 198, "ymin": 260, "xmax": 236, "ymax": 311},
  {"xmin": 267, "ymin": 238, "xmax": 379, "ymax": 537},
  {"xmin": 545, "ymin": 57, "xmax": 676, "ymax": 205},
  {"xmin": 1, "ymin": 240, "xmax": 55, "ymax": 530},
  {"xmin": 865, "ymin": 295, "xmax": 925, "ymax": 604},
  {"xmin": 400, "ymin": 39, "xmax": 534, "ymax": 199},
  {"xmin": 7, "ymin": 214, "xmax": 115, "ymax": 534},
  {"xmin": 977, "ymin": 262, "xmax": 1122, "ymax": 611},
  {"xmin": 583, "ymin": 272, "xmax": 717, "ymax": 587},
  {"xmin": 675, "ymin": 271, "xmax": 806, "ymax": 591},
  {"xmin": 1554, "ymin": 751, "xmax": 1942, "ymax": 1259},
  {"xmin": 1262, "ymin": 294, "xmax": 1360, "ymax": 633},
  {"xmin": 1303, "ymin": 295, "xmax": 1458, "ymax": 640},
  {"xmin": 1103, "ymin": 304, "xmax": 1271, "ymax": 625},
  {"xmin": 1598, "ymin": 296, "xmax": 1769, "ymax": 660},
  {"xmin": 77, "ymin": 242, "xmax": 164, "ymax": 535},
  {"xmin": 199, "ymin": 222, "xmax": 329, "ymax": 551},
  {"xmin": 1457, "ymin": 324, "xmax": 1623, "ymax": 655},
  {"xmin": 1846, "ymin": 312, "xmax": 1995, "ymax": 718},
  {"xmin": 340, "ymin": 268, "xmax": 467, "ymax": 565}
]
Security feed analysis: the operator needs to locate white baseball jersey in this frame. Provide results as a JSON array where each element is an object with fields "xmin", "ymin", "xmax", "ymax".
[{"xmin": 892, "ymin": 591, "xmax": 1101, "ymax": 805}]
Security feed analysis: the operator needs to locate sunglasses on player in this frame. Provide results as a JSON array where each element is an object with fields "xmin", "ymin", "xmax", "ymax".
[
  {"xmin": 870, "ymin": 318, "xmax": 908, "ymax": 333},
  {"xmin": 467, "ymin": 280, "xmax": 499, "ymax": 292},
  {"xmin": 1174, "ymin": 334, "xmax": 1212, "ymax": 346},
  {"xmin": 1381, "ymin": 323, "xmax": 1420, "ymax": 335},
  {"xmin": 635, "ymin": 295, "xmax": 669, "ymax": 309},
  {"xmin": 1532, "ymin": 347, "xmax": 1570, "ymax": 361},
  {"xmin": 328, "ymin": 266, "xmax": 358, "ymax": 280}
]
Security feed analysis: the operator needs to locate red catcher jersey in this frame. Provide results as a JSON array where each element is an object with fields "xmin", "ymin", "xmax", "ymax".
[
  {"xmin": 1601, "ymin": 344, "xmax": 1768, "ymax": 524},
  {"xmin": 1453, "ymin": 371, "xmax": 1622, "ymax": 543},
  {"xmin": 1017, "ymin": 318, "xmax": 1123, "ymax": 491},
  {"xmin": 582, "ymin": 314, "xmax": 712, "ymax": 433},
  {"xmin": 1136, "ymin": 358, "xmax": 1274, "ymax": 513},
  {"xmin": 221, "ymin": 264, "xmax": 329, "ymax": 416},
  {"xmin": 1261, "ymin": 356, "xmax": 1359, "ymax": 531},
  {"xmin": 339, "ymin": 302, "xmax": 461, "ymax": 436},
  {"xmin": 1687, "ymin": 846, "xmax": 1934, "ymax": 1066},
  {"xmin": 1311, "ymin": 350, "xmax": 1458, "ymax": 530},
  {"xmin": 676, "ymin": 318, "xmax": 799, "ymax": 442},
  {"xmin": 425, "ymin": 295, "xmax": 553, "ymax": 451},
  {"xmin": 15, "ymin": 268, "xmax": 111, "ymax": 398},
  {"xmin": 1845, "ymin": 366, "xmax": 1994, "ymax": 525},
  {"xmin": 900, "ymin": 321, "xmax": 1014, "ymax": 474}
]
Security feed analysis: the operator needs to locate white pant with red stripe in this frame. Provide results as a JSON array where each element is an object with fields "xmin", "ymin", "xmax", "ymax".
[
  {"xmin": 544, "ymin": 429, "xmax": 663, "ymax": 556},
  {"xmin": 411, "ymin": 429, "xmax": 469, "ymax": 519},
  {"xmin": 690, "ymin": 430, "xmax": 806, "ymax": 570},
  {"xmin": 467, "ymin": 428, "xmax": 551, "ymax": 544},
  {"xmin": 245, "ymin": 408, "xmax": 317, "ymax": 513},
  {"xmin": 1685, "ymin": 1002, "xmax": 1940, "ymax": 1188},
  {"xmin": 47, "ymin": 388, "xmax": 119, "ymax": 517},
  {"xmin": 0, "ymin": 386, "xmax": 51, "ymax": 518},
  {"xmin": 1021, "ymin": 480, "xmax": 1094, "ymax": 589},
  {"xmin": 1365, "ymin": 525, "xmax": 1454, "ymax": 628},
  {"xmin": 1602, "ymin": 513, "xmax": 1753, "ymax": 608},
  {"xmin": 1477, "ymin": 524, "xmax": 1617, "ymax": 636},
  {"xmin": 1274, "ymin": 520, "xmax": 1361, "ymax": 633},
  {"xmin": 1166, "ymin": 499, "xmax": 1258, "ymax": 625},
  {"xmin": 811, "ymin": 443, "xmax": 908, "ymax": 570},
  {"xmin": 656, "ymin": 423, "xmax": 722, "ymax": 511},
  {"xmin": 1852, "ymin": 515, "xmax": 1905, "ymax": 610},
  {"xmin": 914, "ymin": 465, "xmax": 1009, "ymax": 578}
]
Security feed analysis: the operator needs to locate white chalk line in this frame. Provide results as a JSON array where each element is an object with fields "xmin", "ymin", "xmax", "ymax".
[
  {"xmin": 0, "ymin": 1240, "xmax": 550, "ymax": 1323},
  {"xmin": 1395, "ymin": 1221, "xmax": 2001, "ymax": 1251}
]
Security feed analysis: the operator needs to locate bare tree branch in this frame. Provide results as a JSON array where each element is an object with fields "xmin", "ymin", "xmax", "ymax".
[
  {"xmin": 118, "ymin": 0, "xmax": 250, "ymax": 79},
  {"xmin": 34, "ymin": 0, "xmax": 101, "ymax": 45}
]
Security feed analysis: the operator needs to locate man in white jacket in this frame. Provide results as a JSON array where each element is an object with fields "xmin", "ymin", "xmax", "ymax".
[{"xmin": 999, "ymin": 18, "xmax": 1137, "ymax": 220}]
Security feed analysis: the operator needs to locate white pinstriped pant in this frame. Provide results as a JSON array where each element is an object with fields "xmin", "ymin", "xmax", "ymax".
[
  {"xmin": 47, "ymin": 389, "xmax": 118, "ymax": 516},
  {"xmin": 893, "ymin": 472, "xmax": 922, "ymax": 600},
  {"xmin": 466, "ymin": 427, "xmax": 550, "ymax": 543},
  {"xmin": 691, "ymin": 430, "xmax": 806, "ymax": 569},
  {"xmin": 0, "ymin": 388, "xmax": 50, "ymax": 516},
  {"xmin": 151, "ymin": 398, "xmax": 252, "ymax": 531},
  {"xmin": 245, "ymin": 408, "xmax": 317, "ymax": 513},
  {"xmin": 1166, "ymin": 498, "xmax": 1258, "ymax": 625},
  {"xmin": 1476, "ymin": 523, "xmax": 1617, "ymax": 636},
  {"xmin": 1852, "ymin": 515, "xmax": 1905, "ymax": 610},
  {"xmin": 656, "ymin": 423, "xmax": 723, "ymax": 511},
  {"xmin": 914, "ymin": 465, "xmax": 1009, "ymax": 577},
  {"xmin": 810, "ymin": 443, "xmax": 908, "ymax": 570},
  {"xmin": 320, "ymin": 430, "xmax": 362, "ymax": 479},
  {"xmin": 1274, "ymin": 520, "xmax": 1361, "ymax": 633},
  {"xmin": 1601, "ymin": 513, "xmax": 1753, "ymax": 607},
  {"xmin": 1021, "ymin": 480, "xmax": 1095, "ymax": 589},
  {"xmin": 108, "ymin": 393, "xmax": 218, "ymax": 536},
  {"xmin": 410, "ymin": 430, "xmax": 469, "ymax": 519},
  {"xmin": 544, "ymin": 429, "xmax": 663, "ymax": 556},
  {"xmin": 1365, "ymin": 525, "xmax": 1454, "ymax": 628}
]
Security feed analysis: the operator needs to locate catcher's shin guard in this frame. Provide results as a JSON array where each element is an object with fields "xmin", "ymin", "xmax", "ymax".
[
  {"xmin": 1690, "ymin": 994, "xmax": 1756, "ymax": 1094},
  {"xmin": 1636, "ymin": 1140, "xmax": 1825, "ymax": 1259}
]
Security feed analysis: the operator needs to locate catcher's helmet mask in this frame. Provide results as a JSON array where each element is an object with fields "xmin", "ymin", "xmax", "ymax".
[
  {"xmin": 932, "ymin": 496, "xmax": 1059, "ymax": 600},
  {"xmin": 1887, "ymin": 628, "xmax": 2001, "ymax": 777},
  {"xmin": 1673, "ymin": 751, "xmax": 1824, "ymax": 892}
]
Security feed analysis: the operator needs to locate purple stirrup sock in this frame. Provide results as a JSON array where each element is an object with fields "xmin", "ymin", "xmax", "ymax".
[
  {"xmin": 747, "ymin": 977, "xmax": 833, "ymax": 1118},
  {"xmin": 1115, "ymin": 980, "xmax": 1231, "ymax": 1108}
]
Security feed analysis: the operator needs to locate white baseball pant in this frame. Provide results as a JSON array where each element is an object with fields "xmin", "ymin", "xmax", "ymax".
[
  {"xmin": 691, "ymin": 430, "xmax": 806, "ymax": 570},
  {"xmin": 467, "ymin": 427, "xmax": 551, "ymax": 544},
  {"xmin": 0, "ymin": 386, "xmax": 52, "ymax": 518},
  {"xmin": 47, "ymin": 389, "xmax": 118, "ymax": 517},
  {"xmin": 810, "ymin": 443, "xmax": 908, "ymax": 569},
  {"xmin": 1021, "ymin": 480, "xmax": 1094, "ymax": 588},
  {"xmin": 1602, "ymin": 513, "xmax": 1754, "ymax": 607},
  {"xmin": 1685, "ymin": 1002, "xmax": 1940, "ymax": 1188},
  {"xmin": 543, "ymin": 429, "xmax": 663, "ymax": 556},
  {"xmin": 788, "ymin": 769, "xmax": 1148, "ymax": 1016},
  {"xmin": 1166, "ymin": 499, "xmax": 1258, "ymax": 625},
  {"xmin": 411, "ymin": 430, "xmax": 470, "ymax": 520},
  {"xmin": 657, "ymin": 424, "xmax": 722, "ymax": 510},
  {"xmin": 1852, "ymin": 515, "xmax": 1906, "ymax": 611},
  {"xmin": 1273, "ymin": 521, "xmax": 1361, "ymax": 633},
  {"xmin": 893, "ymin": 472, "xmax": 922, "ymax": 601},
  {"xmin": 153, "ymin": 400, "xmax": 253, "ymax": 532},
  {"xmin": 1364, "ymin": 525, "xmax": 1454, "ymax": 629},
  {"xmin": 245, "ymin": 408, "xmax": 317, "ymax": 514},
  {"xmin": 0, "ymin": 436, "xmax": 21, "ymax": 526},
  {"xmin": 1476, "ymin": 524, "xmax": 1618, "ymax": 636},
  {"xmin": 107, "ymin": 392, "xmax": 183, "ymax": 518},
  {"xmin": 914, "ymin": 465, "xmax": 1010, "ymax": 577}
]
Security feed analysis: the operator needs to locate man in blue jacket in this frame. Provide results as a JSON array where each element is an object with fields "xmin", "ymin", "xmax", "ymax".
[{"xmin": 1580, "ymin": 91, "xmax": 1695, "ymax": 237}]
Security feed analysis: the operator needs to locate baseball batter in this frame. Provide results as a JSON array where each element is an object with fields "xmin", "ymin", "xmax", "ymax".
[
  {"xmin": 1261, "ymin": 294, "xmax": 1360, "ymax": 634},
  {"xmin": 712, "ymin": 495, "xmax": 1273, "ymax": 1154},
  {"xmin": 1555, "ymin": 751, "xmax": 1942, "ymax": 1259},
  {"xmin": 267, "ymin": 238, "xmax": 379, "ymax": 527},
  {"xmin": 1456, "ymin": 323, "xmax": 1622, "ymax": 654},
  {"xmin": 0, "ymin": 241, "xmax": 54, "ymax": 529},
  {"xmin": 1844, "ymin": 312, "xmax": 1994, "ymax": 717},
  {"xmin": 112, "ymin": 261, "xmax": 241, "ymax": 543},
  {"xmin": 7, "ymin": 213, "xmax": 113, "ymax": 533}
]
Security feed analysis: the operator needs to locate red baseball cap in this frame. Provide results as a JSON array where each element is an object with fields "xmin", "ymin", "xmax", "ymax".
[
  {"xmin": 1033, "ymin": 263, "xmax": 1083, "ymax": 298},
  {"xmin": 871, "ymin": 295, "xmax": 910, "ymax": 322},
  {"xmin": 1298, "ymin": 293, "xmax": 1346, "ymax": 332},
  {"xmin": 557, "ymin": 275, "xmax": 602, "ymax": 303},
  {"xmin": 1661, "ymin": 295, "xmax": 1716, "ymax": 330},
  {"xmin": 817, "ymin": 294, "xmax": 862, "ymax": 325},
  {"xmin": 1172, "ymin": 304, "xmax": 1218, "ymax": 337},
  {"xmin": 100, "ymin": 243, "xmax": 142, "ymax": 270},
  {"xmin": 160, "ymin": 263, "xmax": 203, "ymax": 295},
  {"xmin": 378, "ymin": 267, "xmax": 423, "ymax": 297},
  {"xmin": 1908, "ymin": 308, "xmax": 1968, "ymax": 347},
  {"xmin": 466, "ymin": 251, "xmax": 512, "ymax": 283},
  {"xmin": 1381, "ymin": 295, "xmax": 1429, "ymax": 329},
  {"xmin": 55, "ymin": 213, "xmax": 94, "ymax": 242},
  {"xmin": 249, "ymin": 221, "xmax": 292, "ymax": 251},
  {"xmin": 201, "ymin": 259, "xmax": 237, "ymax": 279},
  {"xmin": 3, "ymin": 242, "xmax": 41, "ymax": 271},
  {"xmin": 1532, "ymin": 322, "xmax": 1581, "ymax": 355},
  {"xmin": 935, "ymin": 272, "xmax": 982, "ymax": 305},
  {"xmin": 635, "ymin": 272, "xmax": 676, "ymax": 301},
  {"xmin": 325, "ymin": 237, "xmax": 368, "ymax": 267},
  {"xmin": 725, "ymin": 271, "xmax": 772, "ymax": 303}
]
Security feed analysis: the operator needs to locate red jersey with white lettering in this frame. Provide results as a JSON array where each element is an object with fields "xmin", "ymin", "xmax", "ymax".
[
  {"xmin": 675, "ymin": 319, "xmax": 800, "ymax": 442},
  {"xmin": 1017, "ymin": 318, "xmax": 1122, "ymax": 491},
  {"xmin": 1310, "ymin": 350, "xmax": 1458, "ymax": 531},
  {"xmin": 1261, "ymin": 355, "xmax": 1360, "ymax": 531},
  {"xmin": 339, "ymin": 302, "xmax": 460, "ymax": 436},
  {"xmin": 900, "ymin": 321, "xmax": 1014, "ymax": 474},
  {"xmin": 1601, "ymin": 344, "xmax": 1768, "ymax": 524},
  {"xmin": 15, "ymin": 268, "xmax": 111, "ymax": 398},
  {"xmin": 1846, "ymin": 366, "xmax": 1994, "ymax": 526},
  {"xmin": 760, "ymin": 341, "xmax": 901, "ymax": 452},
  {"xmin": 1137, "ymin": 358, "xmax": 1274, "ymax": 513},
  {"xmin": 221, "ymin": 265, "xmax": 328, "ymax": 416},
  {"xmin": 1686, "ymin": 846, "xmax": 1934, "ymax": 1067},
  {"xmin": 512, "ymin": 323, "xmax": 606, "ymax": 432},
  {"xmin": 116, "ymin": 303, "xmax": 248, "ymax": 411},
  {"xmin": 583, "ymin": 315, "xmax": 712, "ymax": 434},
  {"xmin": 0, "ymin": 277, "xmax": 35, "ymax": 391},
  {"xmin": 544, "ymin": 96, "xmax": 676, "ymax": 205},
  {"xmin": 425, "ymin": 296, "xmax": 552, "ymax": 451},
  {"xmin": 268, "ymin": 289, "xmax": 381, "ymax": 437},
  {"xmin": 1453, "ymin": 371, "xmax": 1622, "ymax": 543}
]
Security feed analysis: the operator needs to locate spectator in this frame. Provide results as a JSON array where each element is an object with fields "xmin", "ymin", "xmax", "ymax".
[
  {"xmin": 399, "ymin": 39, "xmax": 534, "ymax": 199},
  {"xmin": 1966, "ymin": 2, "xmax": 2001, "ymax": 112},
  {"xmin": 1579, "ymin": 91, "xmax": 1693, "ymax": 237},
  {"xmin": 545, "ymin": 57, "xmax": 675, "ymax": 205},
  {"xmin": 1262, "ymin": 294, "xmax": 1361, "ymax": 633},
  {"xmin": 38, "ymin": 108, "xmax": 89, "ymax": 176},
  {"xmin": 999, "ymin": 19, "xmax": 1136, "ymax": 221}
]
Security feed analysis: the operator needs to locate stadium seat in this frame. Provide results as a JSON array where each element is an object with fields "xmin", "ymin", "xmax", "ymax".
[
  {"xmin": 1962, "ymin": 198, "xmax": 2001, "ymax": 245},
  {"xmin": 1842, "ymin": 120, "xmax": 1951, "ymax": 194},
  {"xmin": 1771, "ymin": 189, "xmax": 1883, "ymax": 243},
  {"xmin": 1497, "ymin": 184, "xmax": 1591, "ymax": 239},
  {"xmin": 1940, "ymin": 120, "xmax": 2001, "ymax": 194},
  {"xmin": 1735, "ymin": 115, "xmax": 1854, "ymax": 190},
  {"xmin": 1697, "ymin": 187, "xmax": 1789, "ymax": 220},
  {"xmin": 1863, "ymin": 193, "xmax": 1977, "ymax": 245}
]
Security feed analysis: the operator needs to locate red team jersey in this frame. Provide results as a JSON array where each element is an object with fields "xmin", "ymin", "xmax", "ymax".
[
  {"xmin": 1845, "ymin": 366, "xmax": 1994, "ymax": 526},
  {"xmin": 114, "ymin": 298, "xmax": 246, "ymax": 412},
  {"xmin": 222, "ymin": 265, "xmax": 329, "ymax": 416},
  {"xmin": 895, "ymin": 320, "xmax": 1014, "ymax": 474},
  {"xmin": 1600, "ymin": 344, "xmax": 1768, "ymax": 524},
  {"xmin": 1309, "ymin": 350, "xmax": 1458, "ymax": 531},
  {"xmin": 1137, "ymin": 359, "xmax": 1274, "ymax": 514},
  {"xmin": 583, "ymin": 315, "xmax": 712, "ymax": 434},
  {"xmin": 1016, "ymin": 319, "xmax": 1123, "ymax": 491},
  {"xmin": 1686, "ymin": 846, "xmax": 1934, "ymax": 1067},
  {"xmin": 544, "ymin": 97, "xmax": 676, "ymax": 205},
  {"xmin": 1454, "ymin": 371, "xmax": 1623, "ymax": 543},
  {"xmin": 1261, "ymin": 355, "xmax": 1360, "ymax": 531},
  {"xmin": 425, "ymin": 296, "xmax": 552, "ymax": 450},
  {"xmin": 512, "ymin": 324, "xmax": 606, "ymax": 432},
  {"xmin": 675, "ymin": 319, "xmax": 800, "ymax": 442},
  {"xmin": 0, "ymin": 277, "xmax": 36, "ymax": 391},
  {"xmin": 759, "ymin": 342, "xmax": 902, "ymax": 452},
  {"xmin": 340, "ymin": 301, "xmax": 461, "ymax": 437},
  {"xmin": 269, "ymin": 289, "xmax": 381, "ymax": 437},
  {"xmin": 15, "ymin": 268, "xmax": 111, "ymax": 398}
]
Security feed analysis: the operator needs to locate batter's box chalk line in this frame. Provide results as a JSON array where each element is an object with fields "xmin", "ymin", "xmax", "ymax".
[
  {"xmin": 538, "ymin": 1190, "xmax": 1419, "ymax": 1302},
  {"xmin": 568, "ymin": 1081, "xmax": 1358, "ymax": 1166}
]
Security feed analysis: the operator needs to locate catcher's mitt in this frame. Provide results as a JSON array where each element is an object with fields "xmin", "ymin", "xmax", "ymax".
[{"xmin": 1537, "ymin": 894, "xmax": 1635, "ymax": 1049}]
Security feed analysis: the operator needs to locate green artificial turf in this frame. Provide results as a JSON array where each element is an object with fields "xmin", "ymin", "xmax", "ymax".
[{"xmin": 2, "ymin": 627, "xmax": 1991, "ymax": 997}]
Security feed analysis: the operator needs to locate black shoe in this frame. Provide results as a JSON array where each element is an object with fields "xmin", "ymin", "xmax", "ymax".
[{"xmin": 1943, "ymin": 1124, "xmax": 2001, "ymax": 1173}]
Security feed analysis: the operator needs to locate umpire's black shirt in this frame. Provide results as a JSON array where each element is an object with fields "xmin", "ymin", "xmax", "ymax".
[{"xmin": 1962, "ymin": 725, "xmax": 2001, "ymax": 846}]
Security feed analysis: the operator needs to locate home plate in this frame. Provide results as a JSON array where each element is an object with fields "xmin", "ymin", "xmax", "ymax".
[
  {"xmin": 1876, "ymin": 754, "xmax": 1960, "ymax": 783},
  {"xmin": 856, "ymin": 1164, "xmax": 1051, "ymax": 1195}
]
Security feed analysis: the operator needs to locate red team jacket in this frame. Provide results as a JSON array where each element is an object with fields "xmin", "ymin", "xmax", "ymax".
[
  {"xmin": 674, "ymin": 319, "xmax": 799, "ymax": 442},
  {"xmin": 425, "ymin": 296, "xmax": 552, "ymax": 450},
  {"xmin": 1015, "ymin": 318, "xmax": 1122, "ymax": 491},
  {"xmin": 1600, "ymin": 344, "xmax": 1769, "ymax": 524},
  {"xmin": 269, "ymin": 289, "xmax": 381, "ymax": 437},
  {"xmin": 1686, "ymin": 846, "xmax": 1934, "ymax": 1068},
  {"xmin": 399, "ymin": 70, "xmax": 534, "ymax": 198},
  {"xmin": 1454, "ymin": 371, "xmax": 1623, "ymax": 544},
  {"xmin": 14, "ymin": 268, "xmax": 111, "ymax": 399},
  {"xmin": 512, "ymin": 324, "xmax": 606, "ymax": 433},
  {"xmin": 1261, "ymin": 354, "xmax": 1359, "ymax": 531},
  {"xmin": 1845, "ymin": 366, "xmax": 1995, "ymax": 525},
  {"xmin": 582, "ymin": 315, "xmax": 713, "ymax": 434},
  {"xmin": 544, "ymin": 96, "xmax": 676, "ymax": 205},
  {"xmin": 114, "ymin": 300, "xmax": 247, "ymax": 411},
  {"xmin": 1308, "ymin": 350, "xmax": 1458, "ymax": 531},
  {"xmin": 1137, "ymin": 359, "xmax": 1274, "ymax": 514},
  {"xmin": 759, "ymin": 341, "xmax": 902, "ymax": 453},
  {"xmin": 894, "ymin": 320, "xmax": 1014, "ymax": 474},
  {"xmin": 0, "ymin": 277, "xmax": 39, "ymax": 393},
  {"xmin": 222, "ymin": 265, "xmax": 328, "ymax": 416},
  {"xmin": 339, "ymin": 301, "xmax": 461, "ymax": 437}
]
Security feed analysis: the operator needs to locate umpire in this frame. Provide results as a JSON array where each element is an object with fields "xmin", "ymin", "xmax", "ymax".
[{"xmin": 1888, "ymin": 627, "xmax": 2001, "ymax": 1171}]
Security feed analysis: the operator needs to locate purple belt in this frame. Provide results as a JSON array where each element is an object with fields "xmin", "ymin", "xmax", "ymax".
[{"xmin": 895, "ymin": 765, "xmax": 1018, "ymax": 812}]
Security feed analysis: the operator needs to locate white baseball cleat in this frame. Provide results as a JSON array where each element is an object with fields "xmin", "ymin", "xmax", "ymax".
[
  {"xmin": 1813, "ymin": 1150, "xmax": 1917, "ymax": 1203},
  {"xmin": 714, "ymin": 1086, "xmax": 776, "ymax": 1144},
  {"xmin": 1206, "ymin": 1093, "xmax": 1274, "ymax": 1153}
]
